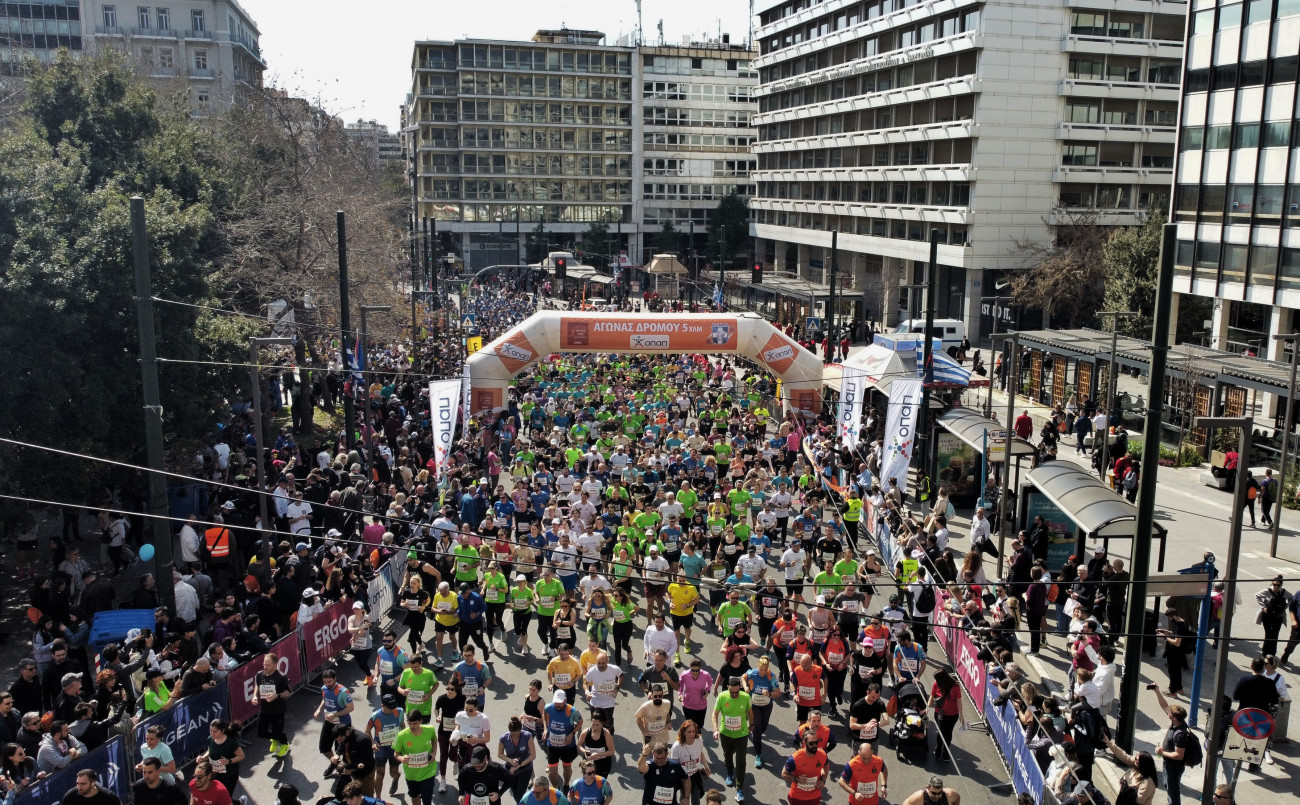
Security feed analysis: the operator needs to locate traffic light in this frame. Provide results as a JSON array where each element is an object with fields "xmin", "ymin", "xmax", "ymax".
[
  {"xmin": 752, "ymin": 262, "xmax": 763, "ymax": 284},
  {"xmin": 555, "ymin": 257, "xmax": 567, "ymax": 278}
]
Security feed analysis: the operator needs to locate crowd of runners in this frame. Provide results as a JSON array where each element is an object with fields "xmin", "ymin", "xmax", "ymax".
[{"xmin": 8, "ymin": 287, "xmax": 986, "ymax": 805}]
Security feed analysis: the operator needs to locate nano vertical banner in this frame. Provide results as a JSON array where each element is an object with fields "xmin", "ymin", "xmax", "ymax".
[
  {"xmin": 881, "ymin": 378, "xmax": 922, "ymax": 492},
  {"xmin": 430, "ymin": 378, "xmax": 462, "ymax": 480},
  {"xmin": 838, "ymin": 364, "xmax": 866, "ymax": 450}
]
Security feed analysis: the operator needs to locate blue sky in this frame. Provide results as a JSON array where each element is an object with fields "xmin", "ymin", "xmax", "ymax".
[{"xmin": 249, "ymin": 0, "xmax": 756, "ymax": 130}]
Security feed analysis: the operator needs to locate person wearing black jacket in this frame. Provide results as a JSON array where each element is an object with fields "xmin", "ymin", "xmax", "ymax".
[
  {"xmin": 328, "ymin": 724, "xmax": 376, "ymax": 798},
  {"xmin": 10, "ymin": 660, "xmax": 44, "ymax": 719},
  {"xmin": 457, "ymin": 746, "xmax": 509, "ymax": 804},
  {"xmin": 0, "ymin": 692, "xmax": 22, "ymax": 745},
  {"xmin": 1025, "ymin": 516, "xmax": 1050, "ymax": 564}
]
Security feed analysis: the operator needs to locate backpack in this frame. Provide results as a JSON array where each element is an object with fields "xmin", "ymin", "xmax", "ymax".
[
  {"xmin": 1177, "ymin": 726, "xmax": 1204, "ymax": 767},
  {"xmin": 1122, "ymin": 468, "xmax": 1138, "ymax": 491},
  {"xmin": 916, "ymin": 584, "xmax": 936, "ymax": 614}
]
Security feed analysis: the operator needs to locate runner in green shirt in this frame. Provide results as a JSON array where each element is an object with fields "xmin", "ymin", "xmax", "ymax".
[
  {"xmin": 483, "ymin": 567, "xmax": 509, "ymax": 606},
  {"xmin": 711, "ymin": 680, "xmax": 753, "ymax": 791},
  {"xmin": 508, "ymin": 578, "xmax": 536, "ymax": 655},
  {"xmin": 676, "ymin": 485, "xmax": 698, "ymax": 520},
  {"xmin": 534, "ymin": 571, "xmax": 565, "ymax": 622},
  {"xmin": 832, "ymin": 555, "xmax": 858, "ymax": 585},
  {"xmin": 812, "ymin": 568, "xmax": 842, "ymax": 599},
  {"xmin": 452, "ymin": 542, "xmax": 481, "ymax": 584},
  {"xmin": 727, "ymin": 487, "xmax": 751, "ymax": 520},
  {"xmin": 715, "ymin": 594, "xmax": 753, "ymax": 638},
  {"xmin": 397, "ymin": 655, "xmax": 439, "ymax": 719},
  {"xmin": 393, "ymin": 711, "xmax": 438, "ymax": 799}
]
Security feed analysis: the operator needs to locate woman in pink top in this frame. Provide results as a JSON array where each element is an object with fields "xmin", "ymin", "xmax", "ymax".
[{"xmin": 677, "ymin": 658, "xmax": 714, "ymax": 729}]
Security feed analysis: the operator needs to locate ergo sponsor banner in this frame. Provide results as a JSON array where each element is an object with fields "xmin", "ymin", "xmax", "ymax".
[
  {"xmin": 302, "ymin": 598, "xmax": 356, "ymax": 674},
  {"xmin": 559, "ymin": 317, "xmax": 739, "ymax": 352},
  {"xmin": 931, "ymin": 592, "xmax": 987, "ymax": 716},
  {"xmin": 226, "ymin": 633, "xmax": 304, "ymax": 724}
]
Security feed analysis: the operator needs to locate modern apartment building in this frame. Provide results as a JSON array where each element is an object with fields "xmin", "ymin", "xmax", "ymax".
[
  {"xmin": 407, "ymin": 29, "xmax": 759, "ymax": 272},
  {"xmin": 749, "ymin": 0, "xmax": 1186, "ymax": 338},
  {"xmin": 0, "ymin": 1, "xmax": 264, "ymax": 111},
  {"xmin": 1171, "ymin": 0, "xmax": 1300, "ymax": 359},
  {"xmin": 640, "ymin": 41, "xmax": 759, "ymax": 248},
  {"xmin": 345, "ymin": 119, "xmax": 403, "ymax": 168}
]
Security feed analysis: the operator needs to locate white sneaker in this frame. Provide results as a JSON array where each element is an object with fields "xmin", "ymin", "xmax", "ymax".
[{"xmin": 437, "ymin": 779, "xmax": 446, "ymax": 793}]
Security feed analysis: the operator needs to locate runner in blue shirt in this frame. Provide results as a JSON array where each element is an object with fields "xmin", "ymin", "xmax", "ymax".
[{"xmin": 567, "ymin": 764, "xmax": 613, "ymax": 805}]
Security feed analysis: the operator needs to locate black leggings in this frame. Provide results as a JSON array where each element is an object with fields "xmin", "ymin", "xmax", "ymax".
[
  {"xmin": 354, "ymin": 648, "xmax": 373, "ymax": 677},
  {"xmin": 513, "ymin": 610, "xmax": 532, "ymax": 637},
  {"xmin": 826, "ymin": 667, "xmax": 848, "ymax": 707},
  {"xmin": 612, "ymin": 620, "xmax": 634, "ymax": 665},
  {"xmin": 461, "ymin": 623, "xmax": 490, "ymax": 654},
  {"xmin": 750, "ymin": 703, "xmax": 773, "ymax": 754},
  {"xmin": 406, "ymin": 613, "xmax": 427, "ymax": 646},
  {"xmin": 505, "ymin": 767, "xmax": 532, "ymax": 802},
  {"xmin": 487, "ymin": 603, "xmax": 507, "ymax": 635}
]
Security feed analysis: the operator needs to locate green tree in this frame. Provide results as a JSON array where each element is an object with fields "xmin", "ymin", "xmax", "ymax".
[
  {"xmin": 0, "ymin": 51, "xmax": 252, "ymax": 522},
  {"xmin": 580, "ymin": 216, "xmax": 612, "ymax": 265},
  {"xmin": 1102, "ymin": 208, "xmax": 1163, "ymax": 338},
  {"xmin": 651, "ymin": 220, "xmax": 681, "ymax": 257},
  {"xmin": 706, "ymin": 192, "xmax": 750, "ymax": 268},
  {"xmin": 525, "ymin": 219, "xmax": 549, "ymax": 263}
]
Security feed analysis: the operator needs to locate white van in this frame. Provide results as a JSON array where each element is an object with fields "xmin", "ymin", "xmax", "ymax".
[{"xmin": 895, "ymin": 318, "xmax": 966, "ymax": 351}]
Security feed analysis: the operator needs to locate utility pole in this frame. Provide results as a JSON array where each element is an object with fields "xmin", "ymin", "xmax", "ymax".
[
  {"xmin": 358, "ymin": 305, "xmax": 392, "ymax": 469},
  {"xmin": 828, "ymin": 231, "xmax": 838, "ymax": 352},
  {"xmin": 918, "ymin": 229, "xmax": 940, "ymax": 481},
  {"xmin": 338, "ymin": 211, "xmax": 355, "ymax": 452},
  {"xmin": 982, "ymin": 295, "xmax": 1011, "ymax": 418},
  {"xmin": 1000, "ymin": 332, "xmax": 1020, "ymax": 560},
  {"xmin": 1270, "ymin": 334, "xmax": 1299, "ymax": 557},
  {"xmin": 1097, "ymin": 311, "xmax": 1140, "ymax": 483},
  {"xmin": 719, "ymin": 224, "xmax": 726, "ymax": 310},
  {"xmin": 130, "ymin": 196, "xmax": 175, "ymax": 614},
  {"xmin": 1117, "ymin": 224, "xmax": 1174, "ymax": 751},
  {"xmin": 248, "ymin": 336, "xmax": 293, "ymax": 540},
  {"xmin": 410, "ymin": 216, "xmax": 419, "ymax": 347},
  {"xmin": 1191, "ymin": 416, "xmax": 1251, "ymax": 802},
  {"xmin": 688, "ymin": 220, "xmax": 695, "ymax": 310}
]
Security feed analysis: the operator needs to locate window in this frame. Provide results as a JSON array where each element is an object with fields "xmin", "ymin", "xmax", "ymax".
[
  {"xmin": 139, "ymin": 46, "xmax": 153, "ymax": 66},
  {"xmin": 1180, "ymin": 127, "xmax": 1204, "ymax": 151},
  {"xmin": 1220, "ymin": 3, "xmax": 1243, "ymax": 28},
  {"xmin": 1066, "ymin": 101, "xmax": 1100, "ymax": 123},
  {"xmin": 157, "ymin": 7, "xmax": 169, "ymax": 29},
  {"xmin": 1176, "ymin": 240, "xmax": 1194, "ymax": 266},
  {"xmin": 195, "ymin": 91, "xmax": 210, "ymax": 110},
  {"xmin": 1205, "ymin": 125, "xmax": 1232, "ymax": 150},
  {"xmin": 1192, "ymin": 9, "xmax": 1215, "ymax": 34},
  {"xmin": 1185, "ymin": 69, "xmax": 1210, "ymax": 93},
  {"xmin": 1240, "ymin": 61, "xmax": 1266, "ymax": 86},
  {"xmin": 1263, "ymin": 121, "xmax": 1291, "ymax": 147},
  {"xmin": 137, "ymin": 6, "xmax": 149, "ymax": 28},
  {"xmin": 103, "ymin": 5, "xmax": 116, "ymax": 27},
  {"xmin": 1070, "ymin": 12, "xmax": 1106, "ymax": 36},
  {"xmin": 1234, "ymin": 124, "xmax": 1260, "ymax": 149},
  {"xmin": 1228, "ymin": 184, "xmax": 1255, "ymax": 217},
  {"xmin": 1063, "ymin": 143, "xmax": 1098, "ymax": 166},
  {"xmin": 1202, "ymin": 185, "xmax": 1227, "ymax": 217},
  {"xmin": 1174, "ymin": 185, "xmax": 1200, "ymax": 220},
  {"xmin": 1194, "ymin": 241, "xmax": 1221, "ymax": 269},
  {"xmin": 1273, "ymin": 56, "xmax": 1299, "ymax": 84},
  {"xmin": 193, "ymin": 49, "xmax": 207, "ymax": 70},
  {"xmin": 1256, "ymin": 186, "xmax": 1285, "ymax": 219},
  {"xmin": 190, "ymin": 9, "xmax": 204, "ymax": 32},
  {"xmin": 158, "ymin": 47, "xmax": 173, "ymax": 68}
]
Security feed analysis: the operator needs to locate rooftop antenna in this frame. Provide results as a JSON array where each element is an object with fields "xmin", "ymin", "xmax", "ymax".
[
  {"xmin": 717, "ymin": 18, "xmax": 722, "ymax": 42},
  {"xmin": 635, "ymin": 0, "xmax": 643, "ymax": 45},
  {"xmin": 748, "ymin": 0, "xmax": 755, "ymax": 47},
  {"xmin": 657, "ymin": 19, "xmax": 664, "ymax": 45}
]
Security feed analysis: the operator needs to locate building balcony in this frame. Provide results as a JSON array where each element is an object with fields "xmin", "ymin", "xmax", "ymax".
[
  {"xmin": 1049, "ymin": 208, "xmax": 1149, "ymax": 227},
  {"xmin": 755, "ymin": 31, "xmax": 978, "ymax": 96},
  {"xmin": 753, "ymin": 0, "xmax": 981, "ymax": 68},
  {"xmin": 755, "ymin": 119, "xmax": 975, "ymax": 155},
  {"xmin": 183, "ymin": 29, "xmax": 213, "ymax": 40},
  {"xmin": 189, "ymin": 67, "xmax": 215, "ymax": 79},
  {"xmin": 1059, "ymin": 77, "xmax": 1181, "ymax": 100},
  {"xmin": 751, "ymin": 196, "xmax": 969, "ymax": 223},
  {"xmin": 94, "ymin": 25, "xmax": 181, "ymax": 39},
  {"xmin": 1063, "ymin": 34, "xmax": 1184, "ymax": 58},
  {"xmin": 1052, "ymin": 164, "xmax": 1173, "ymax": 183},
  {"xmin": 1063, "ymin": 0, "xmax": 1188, "ymax": 13},
  {"xmin": 755, "ymin": 75, "xmax": 978, "ymax": 127},
  {"xmin": 1055, "ymin": 121, "xmax": 1177, "ymax": 143},
  {"xmin": 754, "ymin": 163, "xmax": 972, "ymax": 184}
]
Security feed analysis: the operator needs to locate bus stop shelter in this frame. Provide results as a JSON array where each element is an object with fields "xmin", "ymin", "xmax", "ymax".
[
  {"xmin": 1017, "ymin": 461, "xmax": 1167, "ymax": 573},
  {"xmin": 935, "ymin": 408, "xmax": 1037, "ymax": 505}
]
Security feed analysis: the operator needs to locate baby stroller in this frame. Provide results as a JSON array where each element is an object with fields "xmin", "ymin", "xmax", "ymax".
[{"xmin": 890, "ymin": 682, "xmax": 929, "ymax": 765}]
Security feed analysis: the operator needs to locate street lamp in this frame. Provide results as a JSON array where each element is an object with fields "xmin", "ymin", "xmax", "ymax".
[
  {"xmin": 358, "ymin": 305, "xmax": 392, "ymax": 467},
  {"xmin": 1270, "ymin": 334, "xmax": 1300, "ymax": 557},
  {"xmin": 249, "ymin": 336, "xmax": 294, "ymax": 538},
  {"xmin": 981, "ymin": 295, "xmax": 1013, "ymax": 418},
  {"xmin": 1098, "ymin": 311, "xmax": 1140, "ymax": 484},
  {"xmin": 1192, "ymin": 415, "xmax": 1251, "ymax": 802}
]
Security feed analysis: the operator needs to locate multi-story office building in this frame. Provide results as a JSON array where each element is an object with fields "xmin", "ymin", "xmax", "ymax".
[
  {"xmin": 749, "ymin": 0, "xmax": 1186, "ymax": 337},
  {"xmin": 409, "ymin": 29, "xmax": 636, "ymax": 270},
  {"xmin": 407, "ymin": 29, "xmax": 759, "ymax": 271},
  {"xmin": 640, "ymin": 41, "xmax": 759, "ymax": 252},
  {"xmin": 0, "ymin": 1, "xmax": 83, "ymax": 76},
  {"xmin": 1171, "ymin": 0, "xmax": 1300, "ymax": 360},
  {"xmin": 345, "ymin": 119, "xmax": 403, "ymax": 168}
]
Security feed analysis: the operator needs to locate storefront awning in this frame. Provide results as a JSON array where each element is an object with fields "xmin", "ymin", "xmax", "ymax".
[{"xmin": 938, "ymin": 409, "xmax": 1037, "ymax": 457}]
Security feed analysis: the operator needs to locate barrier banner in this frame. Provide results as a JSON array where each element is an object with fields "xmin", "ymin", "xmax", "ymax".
[
  {"xmin": 838, "ymin": 363, "xmax": 866, "ymax": 450},
  {"xmin": 368, "ymin": 572, "xmax": 394, "ymax": 629},
  {"xmin": 430, "ymin": 378, "xmax": 462, "ymax": 479},
  {"xmin": 880, "ymin": 378, "xmax": 922, "ymax": 493},
  {"xmin": 87, "ymin": 608, "xmax": 157, "ymax": 652},
  {"xmin": 984, "ymin": 680, "xmax": 1045, "ymax": 805},
  {"xmin": 133, "ymin": 681, "xmax": 229, "ymax": 767},
  {"xmin": 15, "ymin": 734, "xmax": 129, "ymax": 805},
  {"xmin": 227, "ymin": 634, "xmax": 305, "ymax": 724},
  {"xmin": 382, "ymin": 550, "xmax": 407, "ymax": 594},
  {"xmin": 302, "ymin": 598, "xmax": 355, "ymax": 675},
  {"xmin": 932, "ymin": 593, "xmax": 987, "ymax": 716}
]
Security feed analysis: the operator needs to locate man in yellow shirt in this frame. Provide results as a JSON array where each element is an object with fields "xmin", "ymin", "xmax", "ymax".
[
  {"xmin": 667, "ymin": 573, "xmax": 701, "ymax": 659},
  {"xmin": 547, "ymin": 642, "xmax": 583, "ymax": 704},
  {"xmin": 430, "ymin": 581, "xmax": 460, "ymax": 669},
  {"xmin": 579, "ymin": 637, "xmax": 602, "ymax": 676}
]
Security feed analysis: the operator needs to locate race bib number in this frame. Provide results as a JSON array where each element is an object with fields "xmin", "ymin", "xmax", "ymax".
[
  {"xmin": 258, "ymin": 684, "xmax": 277, "ymax": 699},
  {"xmin": 654, "ymin": 785, "xmax": 675, "ymax": 804},
  {"xmin": 379, "ymin": 726, "xmax": 398, "ymax": 745},
  {"xmin": 762, "ymin": 606, "xmax": 777, "ymax": 619},
  {"xmin": 598, "ymin": 681, "xmax": 616, "ymax": 694},
  {"xmin": 591, "ymin": 606, "xmax": 606, "ymax": 619},
  {"xmin": 723, "ymin": 715, "xmax": 742, "ymax": 731},
  {"xmin": 442, "ymin": 717, "xmax": 458, "ymax": 731},
  {"xmin": 548, "ymin": 732, "xmax": 568, "ymax": 746},
  {"xmin": 842, "ymin": 601, "xmax": 859, "ymax": 613},
  {"xmin": 872, "ymin": 638, "xmax": 886, "ymax": 652},
  {"xmin": 463, "ymin": 681, "xmax": 479, "ymax": 697},
  {"xmin": 405, "ymin": 598, "xmax": 420, "ymax": 609},
  {"xmin": 798, "ymin": 685, "xmax": 816, "ymax": 700},
  {"xmin": 408, "ymin": 751, "xmax": 430, "ymax": 768},
  {"xmin": 751, "ymin": 692, "xmax": 770, "ymax": 706},
  {"xmin": 470, "ymin": 796, "xmax": 490, "ymax": 805},
  {"xmin": 797, "ymin": 776, "xmax": 818, "ymax": 792},
  {"xmin": 726, "ymin": 617, "xmax": 741, "ymax": 631},
  {"xmin": 458, "ymin": 561, "xmax": 471, "ymax": 573},
  {"xmin": 779, "ymin": 629, "xmax": 795, "ymax": 643},
  {"xmin": 211, "ymin": 760, "xmax": 226, "ymax": 773},
  {"xmin": 857, "ymin": 781, "xmax": 878, "ymax": 797},
  {"xmin": 827, "ymin": 651, "xmax": 845, "ymax": 664},
  {"xmin": 900, "ymin": 658, "xmax": 918, "ymax": 672},
  {"xmin": 648, "ymin": 716, "xmax": 666, "ymax": 733},
  {"xmin": 379, "ymin": 660, "xmax": 394, "ymax": 674},
  {"xmin": 406, "ymin": 690, "xmax": 425, "ymax": 705},
  {"xmin": 539, "ymin": 596, "xmax": 555, "ymax": 608},
  {"xmin": 351, "ymin": 634, "xmax": 369, "ymax": 649},
  {"xmin": 554, "ymin": 673, "xmax": 572, "ymax": 686},
  {"xmin": 682, "ymin": 757, "xmax": 702, "ymax": 775},
  {"xmin": 436, "ymin": 602, "xmax": 452, "ymax": 612},
  {"xmin": 860, "ymin": 724, "xmax": 877, "ymax": 740},
  {"xmin": 557, "ymin": 627, "xmax": 573, "ymax": 639}
]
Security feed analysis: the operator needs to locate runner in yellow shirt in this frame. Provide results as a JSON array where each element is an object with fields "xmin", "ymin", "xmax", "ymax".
[
  {"xmin": 430, "ymin": 582, "xmax": 460, "ymax": 669},
  {"xmin": 667, "ymin": 573, "xmax": 701, "ymax": 658},
  {"xmin": 547, "ymin": 643, "xmax": 584, "ymax": 705}
]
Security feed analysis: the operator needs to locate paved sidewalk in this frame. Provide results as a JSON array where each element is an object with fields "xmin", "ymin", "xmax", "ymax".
[{"xmin": 975, "ymin": 385, "xmax": 1300, "ymax": 803}]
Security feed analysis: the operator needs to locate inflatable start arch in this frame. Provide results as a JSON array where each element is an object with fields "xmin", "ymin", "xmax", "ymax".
[{"xmin": 463, "ymin": 312, "xmax": 824, "ymax": 416}]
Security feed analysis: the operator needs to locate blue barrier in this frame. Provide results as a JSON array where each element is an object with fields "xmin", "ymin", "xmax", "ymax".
[
  {"xmin": 15, "ymin": 734, "xmax": 130, "ymax": 805},
  {"xmin": 133, "ymin": 680, "xmax": 230, "ymax": 767},
  {"xmin": 984, "ymin": 679, "xmax": 1046, "ymax": 805}
]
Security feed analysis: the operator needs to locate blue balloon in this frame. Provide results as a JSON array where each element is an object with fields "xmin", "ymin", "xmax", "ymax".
[{"xmin": 139, "ymin": 543, "xmax": 155, "ymax": 562}]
